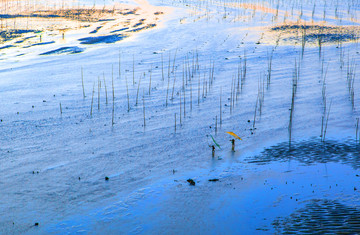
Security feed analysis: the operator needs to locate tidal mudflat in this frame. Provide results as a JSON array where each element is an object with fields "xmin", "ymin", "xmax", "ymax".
[{"xmin": 0, "ymin": 0, "xmax": 360, "ymax": 233}]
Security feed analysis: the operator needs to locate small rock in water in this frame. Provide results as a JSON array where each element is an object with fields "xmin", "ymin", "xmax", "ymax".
[{"xmin": 187, "ymin": 179, "xmax": 195, "ymax": 186}]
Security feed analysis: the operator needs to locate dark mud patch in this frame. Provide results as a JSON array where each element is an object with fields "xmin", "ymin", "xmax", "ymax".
[
  {"xmin": 286, "ymin": 32, "xmax": 358, "ymax": 44},
  {"xmin": 110, "ymin": 27, "xmax": 129, "ymax": 33},
  {"xmin": 78, "ymin": 34, "xmax": 127, "ymax": 44},
  {"xmin": 126, "ymin": 24, "xmax": 156, "ymax": 33},
  {"xmin": 246, "ymin": 139, "xmax": 360, "ymax": 169},
  {"xmin": 14, "ymin": 36, "xmax": 36, "ymax": 44},
  {"xmin": 266, "ymin": 23, "xmax": 360, "ymax": 45},
  {"xmin": 0, "ymin": 9, "xmax": 117, "ymax": 22},
  {"xmin": 271, "ymin": 25, "xmax": 333, "ymax": 31},
  {"xmin": 0, "ymin": 45, "xmax": 14, "ymax": 50},
  {"xmin": 89, "ymin": 26, "xmax": 102, "ymax": 34},
  {"xmin": 15, "ymin": 39, "xmax": 25, "ymax": 44},
  {"xmin": 40, "ymin": 46, "xmax": 84, "ymax": 55},
  {"xmin": 133, "ymin": 19, "xmax": 146, "ymax": 28},
  {"xmin": 23, "ymin": 41, "xmax": 55, "ymax": 48},
  {"xmin": 133, "ymin": 22, "xmax": 144, "ymax": 28},
  {"xmin": 123, "ymin": 9, "xmax": 138, "ymax": 15},
  {"xmin": 0, "ymin": 7, "xmax": 158, "ymax": 29},
  {"xmin": 98, "ymin": 19, "xmax": 115, "ymax": 22},
  {"xmin": 0, "ymin": 29, "xmax": 40, "ymax": 42},
  {"xmin": 273, "ymin": 199, "xmax": 360, "ymax": 233}
]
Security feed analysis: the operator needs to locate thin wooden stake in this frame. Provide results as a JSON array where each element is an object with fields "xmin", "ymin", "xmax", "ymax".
[
  {"xmin": 180, "ymin": 91, "xmax": 182, "ymax": 125},
  {"xmin": 81, "ymin": 67, "xmax": 85, "ymax": 98},
  {"xmin": 323, "ymin": 100, "xmax": 332, "ymax": 142},
  {"xmin": 90, "ymin": 82, "xmax": 95, "ymax": 116},
  {"xmin": 132, "ymin": 54, "xmax": 135, "ymax": 85},
  {"xmin": 215, "ymin": 115, "xmax": 217, "ymax": 134},
  {"xmin": 149, "ymin": 64, "xmax": 152, "ymax": 95},
  {"xmin": 112, "ymin": 66, "xmax": 115, "ymax": 126},
  {"xmin": 220, "ymin": 87, "xmax": 222, "ymax": 126},
  {"xmin": 168, "ymin": 52, "xmax": 171, "ymax": 79},
  {"xmin": 356, "ymin": 118, "xmax": 359, "ymax": 143},
  {"xmin": 125, "ymin": 76, "xmax": 130, "ymax": 112},
  {"xmin": 98, "ymin": 77, "xmax": 100, "ymax": 110},
  {"xmin": 118, "ymin": 49, "xmax": 121, "ymax": 79},
  {"xmin": 166, "ymin": 73, "xmax": 170, "ymax": 106},
  {"xmin": 183, "ymin": 86, "xmax": 186, "ymax": 117},
  {"xmin": 171, "ymin": 73, "xmax": 176, "ymax": 100},
  {"xmin": 198, "ymin": 72, "xmax": 200, "ymax": 105},
  {"xmin": 136, "ymin": 73, "xmax": 142, "ymax": 106},
  {"xmin": 103, "ymin": 73, "xmax": 108, "ymax": 105},
  {"xmin": 161, "ymin": 54, "xmax": 164, "ymax": 81},
  {"xmin": 190, "ymin": 78, "xmax": 192, "ymax": 111},
  {"xmin": 143, "ymin": 94, "xmax": 146, "ymax": 128}
]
